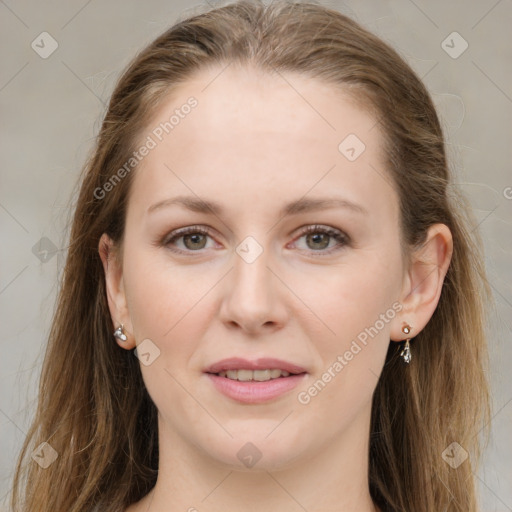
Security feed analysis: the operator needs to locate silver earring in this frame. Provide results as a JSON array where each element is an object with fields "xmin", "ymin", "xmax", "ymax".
[
  {"xmin": 400, "ymin": 324, "xmax": 412, "ymax": 364},
  {"xmin": 113, "ymin": 324, "xmax": 127, "ymax": 342}
]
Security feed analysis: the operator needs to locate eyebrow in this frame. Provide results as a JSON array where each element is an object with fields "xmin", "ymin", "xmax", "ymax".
[{"xmin": 147, "ymin": 195, "xmax": 368, "ymax": 217}]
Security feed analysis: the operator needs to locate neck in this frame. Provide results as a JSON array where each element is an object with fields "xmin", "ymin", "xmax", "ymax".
[{"xmin": 132, "ymin": 408, "xmax": 378, "ymax": 512}]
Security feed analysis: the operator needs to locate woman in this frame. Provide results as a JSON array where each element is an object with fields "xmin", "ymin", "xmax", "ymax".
[{"xmin": 10, "ymin": 1, "xmax": 491, "ymax": 511}]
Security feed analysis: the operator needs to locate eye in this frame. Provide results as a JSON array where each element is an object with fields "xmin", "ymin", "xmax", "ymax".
[
  {"xmin": 291, "ymin": 225, "xmax": 349, "ymax": 255},
  {"xmin": 161, "ymin": 224, "xmax": 349, "ymax": 256},
  {"xmin": 162, "ymin": 226, "xmax": 216, "ymax": 253}
]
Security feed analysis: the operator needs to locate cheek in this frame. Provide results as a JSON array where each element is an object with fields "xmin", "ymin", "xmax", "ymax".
[
  {"xmin": 121, "ymin": 247, "xmax": 210, "ymax": 417},
  {"xmin": 290, "ymin": 250, "xmax": 402, "ymax": 417},
  {"xmin": 123, "ymin": 245, "xmax": 210, "ymax": 341},
  {"xmin": 292, "ymin": 260, "xmax": 399, "ymax": 430},
  {"xmin": 294, "ymin": 251, "xmax": 401, "ymax": 346}
]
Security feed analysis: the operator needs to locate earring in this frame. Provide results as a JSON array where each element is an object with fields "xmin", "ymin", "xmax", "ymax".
[
  {"xmin": 400, "ymin": 324, "xmax": 412, "ymax": 364},
  {"xmin": 113, "ymin": 324, "xmax": 127, "ymax": 342}
]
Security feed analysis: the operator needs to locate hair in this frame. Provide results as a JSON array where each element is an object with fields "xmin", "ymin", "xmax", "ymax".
[{"xmin": 10, "ymin": 1, "xmax": 492, "ymax": 511}]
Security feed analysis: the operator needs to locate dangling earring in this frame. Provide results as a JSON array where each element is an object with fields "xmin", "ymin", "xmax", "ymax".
[
  {"xmin": 113, "ymin": 324, "xmax": 127, "ymax": 342},
  {"xmin": 400, "ymin": 324, "xmax": 412, "ymax": 363}
]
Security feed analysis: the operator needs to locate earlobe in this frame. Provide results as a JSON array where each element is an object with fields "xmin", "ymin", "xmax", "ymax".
[
  {"xmin": 392, "ymin": 223, "xmax": 453, "ymax": 341},
  {"xmin": 98, "ymin": 233, "xmax": 135, "ymax": 349}
]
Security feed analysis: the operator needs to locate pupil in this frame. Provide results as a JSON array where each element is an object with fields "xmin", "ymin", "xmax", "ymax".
[
  {"xmin": 308, "ymin": 233, "xmax": 329, "ymax": 249},
  {"xmin": 184, "ymin": 234, "xmax": 206, "ymax": 249}
]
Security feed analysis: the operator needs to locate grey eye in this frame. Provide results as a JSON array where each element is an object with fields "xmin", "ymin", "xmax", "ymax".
[
  {"xmin": 182, "ymin": 233, "xmax": 208, "ymax": 250},
  {"xmin": 305, "ymin": 232, "xmax": 331, "ymax": 250}
]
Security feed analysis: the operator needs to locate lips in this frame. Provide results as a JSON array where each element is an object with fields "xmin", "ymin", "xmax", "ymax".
[
  {"xmin": 217, "ymin": 369, "xmax": 291, "ymax": 381},
  {"xmin": 204, "ymin": 357, "xmax": 307, "ymax": 375},
  {"xmin": 203, "ymin": 357, "xmax": 308, "ymax": 404}
]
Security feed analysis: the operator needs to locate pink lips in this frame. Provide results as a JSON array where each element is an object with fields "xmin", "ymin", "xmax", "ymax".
[
  {"xmin": 204, "ymin": 357, "xmax": 308, "ymax": 404},
  {"xmin": 204, "ymin": 357, "xmax": 307, "ymax": 375}
]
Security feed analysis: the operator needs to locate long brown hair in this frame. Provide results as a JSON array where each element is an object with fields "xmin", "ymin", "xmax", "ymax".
[{"xmin": 10, "ymin": 1, "xmax": 492, "ymax": 510}]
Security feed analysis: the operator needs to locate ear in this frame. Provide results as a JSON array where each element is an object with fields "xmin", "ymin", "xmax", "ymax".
[
  {"xmin": 98, "ymin": 233, "xmax": 136, "ymax": 349},
  {"xmin": 390, "ymin": 223, "xmax": 453, "ymax": 342}
]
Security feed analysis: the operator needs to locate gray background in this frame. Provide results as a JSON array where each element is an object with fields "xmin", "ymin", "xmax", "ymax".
[{"xmin": 0, "ymin": 0, "xmax": 511, "ymax": 510}]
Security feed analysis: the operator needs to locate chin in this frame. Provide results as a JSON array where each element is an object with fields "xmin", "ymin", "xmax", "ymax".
[{"xmin": 199, "ymin": 427, "xmax": 309, "ymax": 472}]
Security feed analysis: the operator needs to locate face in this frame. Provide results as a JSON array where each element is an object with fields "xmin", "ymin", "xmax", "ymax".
[{"xmin": 108, "ymin": 65, "xmax": 407, "ymax": 471}]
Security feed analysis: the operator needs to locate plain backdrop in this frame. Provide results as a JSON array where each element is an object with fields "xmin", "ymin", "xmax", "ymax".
[{"xmin": 1, "ymin": 0, "xmax": 511, "ymax": 510}]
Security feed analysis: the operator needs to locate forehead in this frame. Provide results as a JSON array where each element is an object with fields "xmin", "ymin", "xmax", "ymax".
[
  {"xmin": 167, "ymin": 63, "xmax": 378, "ymax": 150},
  {"xmin": 128, "ymin": 64, "xmax": 395, "ymax": 221}
]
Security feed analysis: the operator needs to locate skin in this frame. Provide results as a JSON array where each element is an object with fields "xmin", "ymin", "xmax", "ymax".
[{"xmin": 99, "ymin": 64, "xmax": 453, "ymax": 512}]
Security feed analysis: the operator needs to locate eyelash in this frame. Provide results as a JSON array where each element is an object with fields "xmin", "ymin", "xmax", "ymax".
[{"xmin": 161, "ymin": 224, "xmax": 349, "ymax": 257}]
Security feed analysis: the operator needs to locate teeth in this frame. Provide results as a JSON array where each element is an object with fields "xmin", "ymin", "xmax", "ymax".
[
  {"xmin": 253, "ymin": 369, "xmax": 270, "ymax": 381},
  {"xmin": 217, "ymin": 369, "xmax": 293, "ymax": 381},
  {"xmin": 237, "ymin": 369, "xmax": 253, "ymax": 382}
]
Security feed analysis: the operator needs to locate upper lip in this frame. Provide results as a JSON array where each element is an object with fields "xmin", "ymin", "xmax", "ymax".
[{"xmin": 204, "ymin": 357, "xmax": 307, "ymax": 375}]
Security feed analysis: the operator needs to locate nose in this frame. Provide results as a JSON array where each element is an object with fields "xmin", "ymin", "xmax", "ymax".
[{"xmin": 218, "ymin": 244, "xmax": 289, "ymax": 335}]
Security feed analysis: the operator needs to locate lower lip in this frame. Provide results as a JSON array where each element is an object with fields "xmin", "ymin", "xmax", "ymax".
[{"xmin": 205, "ymin": 373, "xmax": 307, "ymax": 404}]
